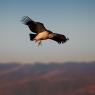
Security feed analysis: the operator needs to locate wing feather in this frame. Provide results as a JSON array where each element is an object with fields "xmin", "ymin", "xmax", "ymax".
[
  {"xmin": 51, "ymin": 33, "xmax": 69, "ymax": 44},
  {"xmin": 21, "ymin": 16, "xmax": 46, "ymax": 33}
]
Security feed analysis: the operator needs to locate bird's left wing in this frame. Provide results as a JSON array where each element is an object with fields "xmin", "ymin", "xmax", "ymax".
[
  {"xmin": 51, "ymin": 33, "xmax": 69, "ymax": 44},
  {"xmin": 21, "ymin": 16, "xmax": 47, "ymax": 33}
]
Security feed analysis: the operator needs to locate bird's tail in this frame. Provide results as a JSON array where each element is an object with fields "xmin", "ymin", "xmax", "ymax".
[{"xmin": 29, "ymin": 34, "xmax": 36, "ymax": 41}]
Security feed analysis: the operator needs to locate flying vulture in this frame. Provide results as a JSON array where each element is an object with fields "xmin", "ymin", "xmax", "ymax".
[{"xmin": 21, "ymin": 16, "xmax": 69, "ymax": 46}]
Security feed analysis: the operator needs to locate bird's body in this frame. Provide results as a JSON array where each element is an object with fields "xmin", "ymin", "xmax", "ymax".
[
  {"xmin": 34, "ymin": 31, "xmax": 49, "ymax": 40},
  {"xmin": 21, "ymin": 16, "xmax": 69, "ymax": 46},
  {"xmin": 33, "ymin": 31, "xmax": 50, "ymax": 45}
]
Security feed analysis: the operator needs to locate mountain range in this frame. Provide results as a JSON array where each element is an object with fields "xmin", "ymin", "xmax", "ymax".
[{"xmin": 0, "ymin": 61, "xmax": 95, "ymax": 95}]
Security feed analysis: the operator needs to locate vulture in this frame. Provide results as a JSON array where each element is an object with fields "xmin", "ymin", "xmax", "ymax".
[{"xmin": 21, "ymin": 16, "xmax": 69, "ymax": 46}]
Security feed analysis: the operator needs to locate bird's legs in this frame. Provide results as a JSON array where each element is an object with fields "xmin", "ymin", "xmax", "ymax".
[
  {"xmin": 35, "ymin": 40, "xmax": 42, "ymax": 46},
  {"xmin": 38, "ymin": 40, "xmax": 42, "ymax": 46}
]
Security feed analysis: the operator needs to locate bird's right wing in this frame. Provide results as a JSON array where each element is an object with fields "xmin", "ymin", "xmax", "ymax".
[
  {"xmin": 21, "ymin": 16, "xmax": 46, "ymax": 33},
  {"xmin": 51, "ymin": 33, "xmax": 69, "ymax": 44}
]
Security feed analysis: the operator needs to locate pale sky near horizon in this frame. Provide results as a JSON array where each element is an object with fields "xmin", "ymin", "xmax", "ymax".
[{"xmin": 0, "ymin": 0, "xmax": 95, "ymax": 63}]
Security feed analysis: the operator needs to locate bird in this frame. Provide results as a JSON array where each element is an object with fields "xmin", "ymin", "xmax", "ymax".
[{"xmin": 21, "ymin": 16, "xmax": 69, "ymax": 46}]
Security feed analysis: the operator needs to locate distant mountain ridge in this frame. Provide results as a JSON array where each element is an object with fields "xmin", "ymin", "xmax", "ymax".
[{"xmin": 0, "ymin": 61, "xmax": 95, "ymax": 95}]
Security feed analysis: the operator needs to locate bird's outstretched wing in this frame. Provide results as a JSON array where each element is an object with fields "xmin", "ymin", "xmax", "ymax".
[
  {"xmin": 21, "ymin": 16, "xmax": 47, "ymax": 33},
  {"xmin": 51, "ymin": 33, "xmax": 69, "ymax": 44}
]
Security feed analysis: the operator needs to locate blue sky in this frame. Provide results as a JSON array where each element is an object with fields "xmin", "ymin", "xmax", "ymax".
[{"xmin": 0, "ymin": 0, "xmax": 95, "ymax": 63}]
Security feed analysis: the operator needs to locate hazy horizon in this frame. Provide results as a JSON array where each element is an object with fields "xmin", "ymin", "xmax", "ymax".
[{"xmin": 0, "ymin": 0, "xmax": 95, "ymax": 63}]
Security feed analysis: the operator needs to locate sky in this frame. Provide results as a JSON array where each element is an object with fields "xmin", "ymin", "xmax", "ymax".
[{"xmin": 0, "ymin": 0, "xmax": 95, "ymax": 63}]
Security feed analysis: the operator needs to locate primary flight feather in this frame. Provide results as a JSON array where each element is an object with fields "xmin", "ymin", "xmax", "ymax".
[{"xmin": 21, "ymin": 16, "xmax": 69, "ymax": 45}]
